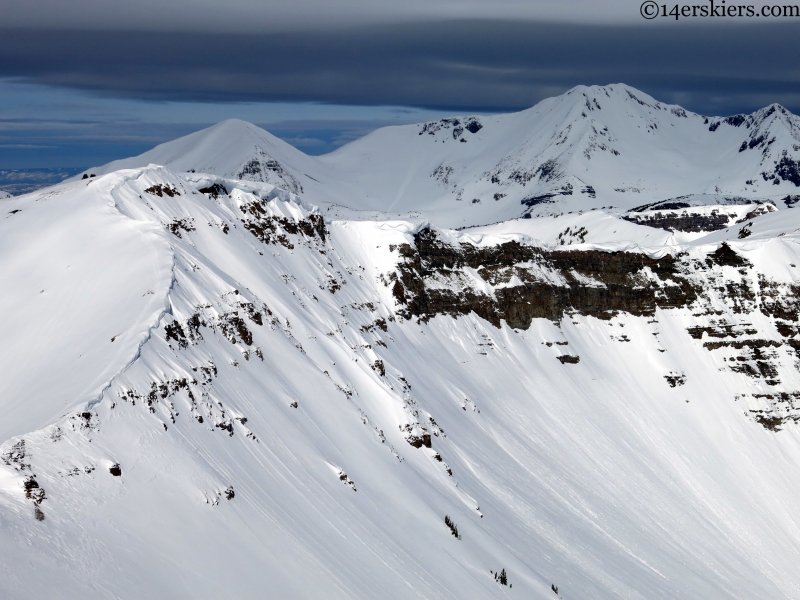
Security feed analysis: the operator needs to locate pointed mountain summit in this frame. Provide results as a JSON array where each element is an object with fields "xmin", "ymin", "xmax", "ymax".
[
  {"xmin": 308, "ymin": 83, "xmax": 800, "ymax": 225},
  {"xmin": 84, "ymin": 119, "xmax": 316, "ymax": 195}
]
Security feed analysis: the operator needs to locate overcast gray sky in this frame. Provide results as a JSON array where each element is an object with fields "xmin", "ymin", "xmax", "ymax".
[
  {"xmin": 1, "ymin": 0, "xmax": 799, "ymax": 169},
  {"xmin": 0, "ymin": 0, "xmax": 728, "ymax": 31}
]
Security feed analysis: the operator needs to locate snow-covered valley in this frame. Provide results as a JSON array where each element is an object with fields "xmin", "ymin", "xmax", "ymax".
[{"xmin": 3, "ymin": 85, "xmax": 800, "ymax": 599}]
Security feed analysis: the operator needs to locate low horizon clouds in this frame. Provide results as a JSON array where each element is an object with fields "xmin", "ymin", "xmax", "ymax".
[
  {"xmin": 0, "ymin": 79, "xmax": 457, "ymax": 168},
  {"xmin": 2, "ymin": 22, "xmax": 799, "ymax": 113}
]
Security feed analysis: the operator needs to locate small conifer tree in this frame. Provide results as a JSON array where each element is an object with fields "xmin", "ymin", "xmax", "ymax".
[{"xmin": 444, "ymin": 515, "xmax": 461, "ymax": 539}]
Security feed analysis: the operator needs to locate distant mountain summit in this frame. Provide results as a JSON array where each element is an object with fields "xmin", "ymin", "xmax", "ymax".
[
  {"xmin": 87, "ymin": 119, "xmax": 315, "ymax": 195},
  {"xmin": 85, "ymin": 84, "xmax": 800, "ymax": 228}
]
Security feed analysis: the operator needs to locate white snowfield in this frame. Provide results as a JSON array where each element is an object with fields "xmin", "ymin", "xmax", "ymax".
[
  {"xmin": 2, "ymin": 86, "xmax": 800, "ymax": 599},
  {"xmin": 0, "ymin": 190, "xmax": 11, "ymax": 199}
]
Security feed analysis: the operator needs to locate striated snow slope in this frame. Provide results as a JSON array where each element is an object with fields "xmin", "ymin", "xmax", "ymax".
[{"xmin": 3, "ymin": 165, "xmax": 800, "ymax": 598}]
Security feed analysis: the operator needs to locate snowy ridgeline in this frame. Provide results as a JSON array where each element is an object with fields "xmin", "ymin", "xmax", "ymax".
[
  {"xmin": 79, "ymin": 83, "xmax": 800, "ymax": 229},
  {"xmin": 2, "ymin": 163, "xmax": 800, "ymax": 599}
]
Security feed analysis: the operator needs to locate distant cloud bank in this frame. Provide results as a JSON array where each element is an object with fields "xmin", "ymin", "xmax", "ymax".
[{"xmin": 0, "ymin": 22, "xmax": 798, "ymax": 115}]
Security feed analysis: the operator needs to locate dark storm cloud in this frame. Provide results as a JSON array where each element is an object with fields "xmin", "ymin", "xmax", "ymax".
[
  {"xmin": 1, "ymin": 21, "xmax": 799, "ymax": 116},
  {"xmin": 0, "ymin": 0, "xmax": 676, "ymax": 32}
]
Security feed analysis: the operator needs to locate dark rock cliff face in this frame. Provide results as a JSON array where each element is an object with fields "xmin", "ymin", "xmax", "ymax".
[
  {"xmin": 622, "ymin": 211, "xmax": 731, "ymax": 233},
  {"xmin": 389, "ymin": 229, "xmax": 800, "ymax": 431},
  {"xmin": 622, "ymin": 204, "xmax": 775, "ymax": 233},
  {"xmin": 391, "ymin": 228, "xmax": 696, "ymax": 329},
  {"xmin": 239, "ymin": 197, "xmax": 326, "ymax": 249}
]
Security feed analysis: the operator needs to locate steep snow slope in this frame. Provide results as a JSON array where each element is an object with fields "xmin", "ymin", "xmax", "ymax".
[
  {"xmin": 0, "ymin": 178, "xmax": 172, "ymax": 441},
  {"xmin": 0, "ymin": 190, "xmax": 11, "ymax": 199},
  {"xmin": 3, "ymin": 167, "xmax": 800, "ymax": 599},
  {"xmin": 83, "ymin": 84, "xmax": 800, "ymax": 229}
]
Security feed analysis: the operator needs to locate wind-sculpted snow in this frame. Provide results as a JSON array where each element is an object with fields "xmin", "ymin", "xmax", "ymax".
[
  {"xmin": 3, "ymin": 164, "xmax": 800, "ymax": 598},
  {"xmin": 0, "ymin": 173, "xmax": 174, "ymax": 442}
]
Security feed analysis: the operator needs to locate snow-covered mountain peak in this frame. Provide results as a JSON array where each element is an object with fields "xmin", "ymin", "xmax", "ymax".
[
  {"xmin": 704, "ymin": 104, "xmax": 800, "ymax": 163},
  {"xmin": 80, "ymin": 118, "xmax": 315, "ymax": 193},
  {"xmin": 533, "ymin": 83, "xmax": 698, "ymax": 125}
]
